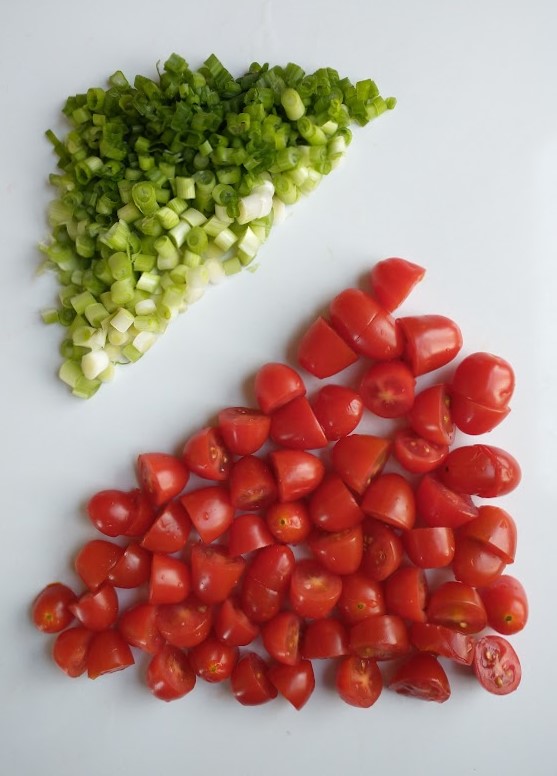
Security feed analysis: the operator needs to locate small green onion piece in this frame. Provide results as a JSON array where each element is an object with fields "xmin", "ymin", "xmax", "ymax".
[
  {"xmin": 297, "ymin": 117, "xmax": 327, "ymax": 146},
  {"xmin": 167, "ymin": 197, "xmax": 188, "ymax": 215},
  {"xmin": 185, "ymin": 226, "xmax": 209, "ymax": 254},
  {"xmin": 131, "ymin": 181, "xmax": 159, "ymax": 216},
  {"xmin": 156, "ymin": 206, "xmax": 180, "ymax": 230},
  {"xmin": 135, "ymin": 298, "xmax": 157, "ymax": 316},
  {"xmin": 184, "ymin": 286, "xmax": 204, "ymax": 304},
  {"xmin": 84, "ymin": 302, "xmax": 109, "ymax": 327},
  {"xmin": 72, "ymin": 325, "xmax": 97, "ymax": 347},
  {"xmin": 133, "ymin": 331, "xmax": 157, "ymax": 353},
  {"xmin": 214, "ymin": 227, "xmax": 238, "ymax": 251},
  {"xmin": 320, "ymin": 119, "xmax": 338, "ymax": 136},
  {"xmin": 169, "ymin": 264, "xmax": 189, "ymax": 285},
  {"xmin": 203, "ymin": 216, "xmax": 229, "ymax": 237},
  {"xmin": 110, "ymin": 279, "xmax": 135, "ymax": 305},
  {"xmin": 132, "ymin": 253, "xmax": 156, "ymax": 272},
  {"xmin": 110, "ymin": 307, "xmax": 135, "ymax": 332},
  {"xmin": 59, "ymin": 360, "xmax": 83, "ymax": 388},
  {"xmin": 280, "ymin": 88, "xmax": 306, "ymax": 121},
  {"xmin": 133, "ymin": 314, "xmax": 161, "ymax": 333},
  {"xmin": 214, "ymin": 204, "xmax": 233, "ymax": 225},
  {"xmin": 98, "ymin": 362, "xmax": 116, "ymax": 382},
  {"xmin": 108, "ymin": 251, "xmax": 133, "ymax": 280},
  {"xmin": 108, "ymin": 328, "xmax": 130, "ymax": 347},
  {"xmin": 137, "ymin": 216, "xmax": 163, "ymax": 237},
  {"xmin": 117, "ymin": 203, "xmax": 142, "ymax": 223},
  {"xmin": 300, "ymin": 168, "xmax": 322, "ymax": 193},
  {"xmin": 272, "ymin": 197, "xmax": 287, "ymax": 225},
  {"xmin": 287, "ymin": 166, "xmax": 309, "ymax": 187},
  {"xmin": 168, "ymin": 220, "xmax": 191, "ymax": 248},
  {"xmin": 273, "ymin": 174, "xmax": 299, "ymax": 205},
  {"xmin": 99, "ymin": 291, "xmax": 119, "ymax": 313},
  {"xmin": 237, "ymin": 226, "xmax": 260, "ymax": 259},
  {"xmin": 100, "ymin": 220, "xmax": 130, "ymax": 251},
  {"xmin": 122, "ymin": 343, "xmax": 143, "ymax": 363},
  {"xmin": 182, "ymin": 250, "xmax": 202, "ymax": 268},
  {"xmin": 136, "ymin": 272, "xmax": 161, "ymax": 293},
  {"xmin": 205, "ymin": 257, "xmax": 226, "ymax": 284},
  {"xmin": 81, "ymin": 349, "xmax": 110, "ymax": 380},
  {"xmin": 71, "ymin": 290, "xmax": 97, "ymax": 315},
  {"xmin": 72, "ymin": 376, "xmax": 101, "ymax": 400},
  {"xmin": 182, "ymin": 208, "xmax": 207, "ymax": 227},
  {"xmin": 155, "ymin": 235, "xmax": 180, "ymax": 261},
  {"xmin": 175, "ymin": 177, "xmax": 196, "ymax": 199},
  {"xmin": 223, "ymin": 257, "xmax": 242, "ymax": 275},
  {"xmin": 185, "ymin": 266, "xmax": 209, "ymax": 289},
  {"xmin": 41, "ymin": 308, "xmax": 60, "ymax": 325}
]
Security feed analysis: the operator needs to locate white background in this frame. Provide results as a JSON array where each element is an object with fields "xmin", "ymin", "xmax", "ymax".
[{"xmin": 1, "ymin": 1, "xmax": 556, "ymax": 774}]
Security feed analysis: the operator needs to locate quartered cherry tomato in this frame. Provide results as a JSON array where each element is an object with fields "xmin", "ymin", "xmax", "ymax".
[
  {"xmin": 331, "ymin": 434, "xmax": 391, "ymax": 495},
  {"xmin": 311, "ymin": 384, "xmax": 363, "ymax": 440},
  {"xmin": 32, "ymin": 583, "xmax": 77, "ymax": 634},
  {"xmin": 268, "ymin": 660, "xmax": 315, "ymax": 710},
  {"xmin": 190, "ymin": 543, "xmax": 246, "ymax": 604},
  {"xmin": 301, "ymin": 618, "xmax": 348, "ymax": 659},
  {"xmin": 309, "ymin": 473, "xmax": 364, "ymax": 532},
  {"xmin": 181, "ymin": 426, "xmax": 231, "ymax": 482},
  {"xmin": 140, "ymin": 500, "xmax": 191, "ymax": 554},
  {"xmin": 75, "ymin": 540, "xmax": 123, "ymax": 591},
  {"xmin": 69, "ymin": 582, "xmax": 119, "ymax": 631},
  {"xmin": 87, "ymin": 629, "xmax": 134, "ymax": 679},
  {"xmin": 189, "ymin": 637, "xmax": 238, "ymax": 683},
  {"xmin": 52, "ymin": 626, "xmax": 94, "ymax": 677},
  {"xmin": 228, "ymin": 455, "xmax": 278, "ymax": 511},
  {"xmin": 369, "ymin": 257, "xmax": 425, "ymax": 312},
  {"xmin": 269, "ymin": 449, "xmax": 325, "ymax": 502},
  {"xmin": 227, "ymin": 513, "xmax": 274, "ymax": 557},
  {"xmin": 107, "ymin": 543, "xmax": 151, "ymax": 588},
  {"xmin": 361, "ymin": 473, "xmax": 416, "ymax": 531},
  {"xmin": 214, "ymin": 597, "xmax": 260, "ymax": 647},
  {"xmin": 409, "ymin": 622, "xmax": 474, "ymax": 666},
  {"xmin": 407, "ymin": 383, "xmax": 455, "ymax": 445},
  {"xmin": 330, "ymin": 288, "xmax": 403, "ymax": 361},
  {"xmin": 450, "ymin": 352, "xmax": 514, "ymax": 434},
  {"xmin": 349, "ymin": 614, "xmax": 410, "ymax": 660},
  {"xmin": 217, "ymin": 407, "xmax": 271, "ymax": 455},
  {"xmin": 156, "ymin": 596, "xmax": 213, "ymax": 648},
  {"xmin": 336, "ymin": 656, "xmax": 383, "ymax": 708},
  {"xmin": 181, "ymin": 486, "xmax": 234, "ymax": 544},
  {"xmin": 452, "ymin": 537, "xmax": 506, "ymax": 587},
  {"xmin": 261, "ymin": 611, "xmax": 302, "ymax": 665},
  {"xmin": 427, "ymin": 581, "xmax": 487, "ymax": 634},
  {"xmin": 297, "ymin": 316, "xmax": 359, "ymax": 378},
  {"xmin": 457, "ymin": 505, "xmax": 517, "ymax": 564},
  {"xmin": 289, "ymin": 559, "xmax": 342, "ymax": 619},
  {"xmin": 231, "ymin": 652, "xmax": 277, "ymax": 706},
  {"xmin": 360, "ymin": 518, "xmax": 403, "ymax": 581},
  {"xmin": 254, "ymin": 362, "xmax": 306, "ymax": 414},
  {"xmin": 415, "ymin": 475, "xmax": 478, "ymax": 528},
  {"xmin": 86, "ymin": 489, "xmax": 136, "ymax": 537},
  {"xmin": 397, "ymin": 314, "xmax": 462, "ymax": 376},
  {"xmin": 388, "ymin": 653, "xmax": 450, "ymax": 703},
  {"xmin": 118, "ymin": 603, "xmax": 165, "ymax": 655},
  {"xmin": 148, "ymin": 554, "xmax": 191, "ymax": 605},
  {"xmin": 403, "ymin": 527, "xmax": 455, "ymax": 569},
  {"xmin": 384, "ymin": 566, "xmax": 428, "ymax": 623},
  {"xmin": 265, "ymin": 500, "xmax": 312, "ymax": 544},
  {"xmin": 270, "ymin": 396, "xmax": 328, "ymax": 450},
  {"xmin": 146, "ymin": 645, "xmax": 196, "ymax": 701},
  {"xmin": 337, "ymin": 573, "xmax": 386, "ymax": 625},
  {"xmin": 393, "ymin": 429, "xmax": 449, "ymax": 474},
  {"xmin": 137, "ymin": 452, "xmax": 189, "ymax": 507},
  {"xmin": 308, "ymin": 525, "xmax": 364, "ymax": 575}
]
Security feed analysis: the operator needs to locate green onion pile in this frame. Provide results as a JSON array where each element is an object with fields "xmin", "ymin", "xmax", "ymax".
[{"xmin": 40, "ymin": 53, "xmax": 395, "ymax": 398}]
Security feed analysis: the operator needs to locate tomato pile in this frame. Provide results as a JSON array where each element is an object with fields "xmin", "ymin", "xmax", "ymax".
[{"xmin": 32, "ymin": 258, "xmax": 528, "ymax": 708}]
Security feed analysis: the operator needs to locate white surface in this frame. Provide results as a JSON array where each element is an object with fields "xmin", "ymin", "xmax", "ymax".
[{"xmin": 1, "ymin": 1, "xmax": 556, "ymax": 774}]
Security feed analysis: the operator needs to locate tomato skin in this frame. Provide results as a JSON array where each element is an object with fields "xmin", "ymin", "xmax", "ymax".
[
  {"xmin": 231, "ymin": 652, "xmax": 278, "ymax": 706},
  {"xmin": 32, "ymin": 583, "xmax": 77, "ymax": 634},
  {"xmin": 410, "ymin": 622, "xmax": 474, "ymax": 666},
  {"xmin": 289, "ymin": 559, "xmax": 342, "ymax": 619},
  {"xmin": 330, "ymin": 288, "xmax": 403, "ymax": 360},
  {"xmin": 393, "ymin": 429, "xmax": 449, "ymax": 474},
  {"xmin": 140, "ymin": 500, "xmax": 191, "ymax": 553},
  {"xmin": 118, "ymin": 603, "xmax": 165, "ymax": 654},
  {"xmin": 309, "ymin": 474, "xmax": 364, "ymax": 532},
  {"xmin": 388, "ymin": 654, "xmax": 450, "ymax": 703},
  {"xmin": 52, "ymin": 626, "xmax": 94, "ymax": 677},
  {"xmin": 214, "ymin": 597, "xmax": 260, "ymax": 647},
  {"xmin": 190, "ymin": 543, "xmax": 246, "ymax": 604},
  {"xmin": 254, "ymin": 362, "xmax": 306, "ymax": 414},
  {"xmin": 86, "ymin": 489, "xmax": 135, "ymax": 537},
  {"xmin": 451, "ymin": 352, "xmax": 515, "ymax": 411},
  {"xmin": 360, "ymin": 518, "xmax": 403, "ymax": 581},
  {"xmin": 473, "ymin": 635, "xmax": 521, "ymax": 695},
  {"xmin": 337, "ymin": 573, "xmax": 386, "ymax": 625},
  {"xmin": 270, "ymin": 396, "xmax": 328, "ymax": 450},
  {"xmin": 415, "ymin": 474, "xmax": 478, "ymax": 529},
  {"xmin": 146, "ymin": 645, "xmax": 196, "ymax": 701},
  {"xmin": 181, "ymin": 486, "xmax": 234, "ymax": 544},
  {"xmin": 359, "ymin": 360, "xmax": 416, "ymax": 419},
  {"xmin": 384, "ymin": 566, "xmax": 428, "ymax": 623},
  {"xmin": 137, "ymin": 452, "xmax": 190, "ymax": 507},
  {"xmin": 240, "ymin": 576, "xmax": 282, "ymax": 623},
  {"xmin": 227, "ymin": 513, "xmax": 274, "ymax": 556},
  {"xmin": 402, "ymin": 527, "xmax": 455, "ymax": 569},
  {"xmin": 407, "ymin": 383, "xmax": 455, "ymax": 446},
  {"xmin": 297, "ymin": 316, "xmax": 359, "ymax": 378},
  {"xmin": 268, "ymin": 660, "xmax": 315, "ymax": 710},
  {"xmin": 361, "ymin": 473, "xmax": 416, "ymax": 531},
  {"xmin": 87, "ymin": 630, "xmax": 134, "ymax": 679},
  {"xmin": 427, "ymin": 581, "xmax": 487, "ymax": 634},
  {"xmin": 440, "ymin": 445, "xmax": 522, "ymax": 498},
  {"xmin": 478, "ymin": 575, "xmax": 528, "ymax": 635},
  {"xmin": 107, "ymin": 543, "xmax": 151, "ymax": 588},
  {"xmin": 148, "ymin": 554, "xmax": 191, "ymax": 605},
  {"xmin": 217, "ymin": 407, "xmax": 271, "ymax": 455},
  {"xmin": 349, "ymin": 614, "xmax": 410, "ymax": 660},
  {"xmin": 450, "ymin": 395, "xmax": 510, "ymax": 435},
  {"xmin": 247, "ymin": 545, "xmax": 296, "ymax": 593},
  {"xmin": 69, "ymin": 582, "xmax": 119, "ymax": 631},
  {"xmin": 397, "ymin": 314, "xmax": 463, "ymax": 376},
  {"xmin": 336, "ymin": 656, "xmax": 383, "ymax": 708},
  {"xmin": 189, "ymin": 637, "xmax": 238, "ymax": 683},
  {"xmin": 75, "ymin": 540, "xmax": 124, "ymax": 591},
  {"xmin": 181, "ymin": 426, "xmax": 231, "ymax": 482},
  {"xmin": 261, "ymin": 611, "xmax": 302, "ymax": 665},
  {"xmin": 452, "ymin": 538, "xmax": 506, "ymax": 587},
  {"xmin": 331, "ymin": 434, "xmax": 391, "ymax": 495},
  {"xmin": 369, "ymin": 257, "xmax": 425, "ymax": 312},
  {"xmin": 124, "ymin": 489, "xmax": 156, "ymax": 537},
  {"xmin": 301, "ymin": 618, "xmax": 348, "ymax": 659},
  {"xmin": 229, "ymin": 455, "xmax": 278, "ymax": 511},
  {"xmin": 269, "ymin": 449, "xmax": 325, "ymax": 502},
  {"xmin": 308, "ymin": 525, "xmax": 363, "ymax": 575},
  {"xmin": 311, "ymin": 384, "xmax": 364, "ymax": 440},
  {"xmin": 156, "ymin": 596, "xmax": 213, "ymax": 648},
  {"xmin": 265, "ymin": 500, "xmax": 312, "ymax": 545}
]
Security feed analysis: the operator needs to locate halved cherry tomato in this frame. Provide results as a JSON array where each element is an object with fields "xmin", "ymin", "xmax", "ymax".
[
  {"xmin": 473, "ymin": 635, "xmax": 521, "ymax": 695},
  {"xmin": 369, "ymin": 257, "xmax": 425, "ymax": 312},
  {"xmin": 86, "ymin": 489, "xmax": 135, "ymax": 537},
  {"xmin": 240, "ymin": 576, "xmax": 282, "ymax": 623},
  {"xmin": 407, "ymin": 383, "xmax": 455, "ymax": 445},
  {"xmin": 265, "ymin": 500, "xmax": 312, "ymax": 544},
  {"xmin": 148, "ymin": 554, "xmax": 190, "ymax": 605},
  {"xmin": 217, "ymin": 407, "xmax": 271, "ymax": 455},
  {"xmin": 478, "ymin": 575, "xmax": 528, "ymax": 635},
  {"xmin": 32, "ymin": 583, "xmax": 77, "ymax": 634},
  {"xmin": 189, "ymin": 637, "xmax": 238, "ymax": 683},
  {"xmin": 270, "ymin": 396, "xmax": 328, "ymax": 450},
  {"xmin": 247, "ymin": 545, "xmax": 296, "ymax": 594},
  {"xmin": 452, "ymin": 537, "xmax": 506, "ymax": 587},
  {"xmin": 52, "ymin": 626, "xmax": 94, "ymax": 677},
  {"xmin": 181, "ymin": 485, "xmax": 234, "ymax": 544},
  {"xmin": 308, "ymin": 525, "xmax": 363, "ymax": 575},
  {"xmin": 227, "ymin": 513, "xmax": 274, "ymax": 556},
  {"xmin": 311, "ymin": 384, "xmax": 363, "ymax": 440},
  {"xmin": 268, "ymin": 660, "xmax": 315, "ymax": 710},
  {"xmin": 123, "ymin": 488, "xmax": 156, "ymax": 537},
  {"xmin": 190, "ymin": 543, "xmax": 245, "ymax": 604},
  {"xmin": 214, "ymin": 597, "xmax": 260, "ymax": 647},
  {"xmin": 75, "ymin": 540, "xmax": 123, "ymax": 591},
  {"xmin": 450, "ymin": 394, "xmax": 510, "ymax": 435},
  {"xmin": 451, "ymin": 352, "xmax": 515, "ymax": 411},
  {"xmin": 69, "ymin": 582, "xmax": 119, "ymax": 631},
  {"xmin": 297, "ymin": 316, "xmax": 359, "ymax": 378},
  {"xmin": 87, "ymin": 629, "xmax": 134, "ymax": 679},
  {"xmin": 402, "ymin": 527, "xmax": 455, "ymax": 569},
  {"xmin": 349, "ymin": 614, "xmax": 410, "ymax": 659},
  {"xmin": 181, "ymin": 426, "xmax": 231, "ymax": 482},
  {"xmin": 393, "ymin": 428, "xmax": 449, "ymax": 474},
  {"xmin": 137, "ymin": 452, "xmax": 189, "ymax": 507},
  {"xmin": 140, "ymin": 500, "xmax": 191, "ymax": 553},
  {"xmin": 229, "ymin": 455, "xmax": 278, "ymax": 511},
  {"xmin": 301, "ymin": 618, "xmax": 348, "ymax": 659},
  {"xmin": 269, "ymin": 449, "xmax": 325, "ymax": 502},
  {"xmin": 337, "ymin": 572, "xmax": 385, "ymax": 625},
  {"xmin": 146, "ymin": 645, "xmax": 196, "ymax": 701},
  {"xmin": 330, "ymin": 288, "xmax": 403, "ymax": 360},
  {"xmin": 409, "ymin": 622, "xmax": 474, "ymax": 666},
  {"xmin": 289, "ymin": 559, "xmax": 342, "ymax": 618},
  {"xmin": 440, "ymin": 445, "xmax": 521, "ymax": 497},
  {"xmin": 388, "ymin": 654, "xmax": 450, "ymax": 703},
  {"xmin": 261, "ymin": 611, "xmax": 302, "ymax": 665},
  {"xmin": 254, "ymin": 362, "xmax": 306, "ymax": 414},
  {"xmin": 397, "ymin": 314, "xmax": 462, "ymax": 376},
  {"xmin": 309, "ymin": 473, "xmax": 364, "ymax": 532},
  {"xmin": 360, "ymin": 518, "xmax": 403, "ymax": 581},
  {"xmin": 107, "ymin": 542, "xmax": 151, "ymax": 588},
  {"xmin": 336, "ymin": 656, "xmax": 383, "ymax": 708},
  {"xmin": 359, "ymin": 360, "xmax": 415, "ymax": 418},
  {"xmin": 361, "ymin": 473, "xmax": 416, "ymax": 531},
  {"xmin": 156, "ymin": 596, "xmax": 213, "ymax": 648},
  {"xmin": 415, "ymin": 475, "xmax": 478, "ymax": 528},
  {"xmin": 118, "ymin": 603, "xmax": 165, "ymax": 654},
  {"xmin": 230, "ymin": 652, "xmax": 277, "ymax": 706},
  {"xmin": 384, "ymin": 566, "xmax": 428, "ymax": 622},
  {"xmin": 427, "ymin": 581, "xmax": 487, "ymax": 634},
  {"xmin": 331, "ymin": 434, "xmax": 391, "ymax": 495}
]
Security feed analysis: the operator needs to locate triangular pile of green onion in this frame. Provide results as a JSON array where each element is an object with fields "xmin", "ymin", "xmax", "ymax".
[{"xmin": 40, "ymin": 53, "xmax": 395, "ymax": 398}]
